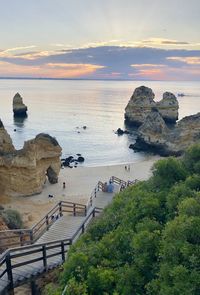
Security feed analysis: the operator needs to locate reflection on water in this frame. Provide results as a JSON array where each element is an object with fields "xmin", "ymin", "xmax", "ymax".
[{"xmin": 13, "ymin": 116, "xmax": 27, "ymax": 128}]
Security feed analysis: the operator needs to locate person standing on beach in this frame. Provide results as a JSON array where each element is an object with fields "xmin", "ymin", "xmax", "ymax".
[{"xmin": 63, "ymin": 182, "xmax": 66, "ymax": 189}]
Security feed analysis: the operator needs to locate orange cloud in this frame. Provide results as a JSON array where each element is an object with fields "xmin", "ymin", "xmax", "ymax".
[
  {"xmin": 129, "ymin": 68, "xmax": 167, "ymax": 80},
  {"xmin": 0, "ymin": 61, "xmax": 105, "ymax": 78}
]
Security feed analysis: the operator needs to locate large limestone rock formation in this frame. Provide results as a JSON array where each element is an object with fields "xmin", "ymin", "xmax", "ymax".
[
  {"xmin": 157, "ymin": 92, "xmax": 179, "ymax": 123},
  {"xmin": 125, "ymin": 86, "xmax": 156, "ymax": 126},
  {"xmin": 125, "ymin": 86, "xmax": 179, "ymax": 126},
  {"xmin": 133, "ymin": 110, "xmax": 200, "ymax": 156},
  {"xmin": 13, "ymin": 93, "xmax": 28, "ymax": 117},
  {"xmin": 0, "ymin": 123, "xmax": 62, "ymax": 197}
]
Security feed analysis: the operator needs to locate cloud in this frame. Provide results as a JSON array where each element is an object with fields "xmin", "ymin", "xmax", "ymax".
[
  {"xmin": 131, "ymin": 63, "xmax": 167, "ymax": 68},
  {"xmin": 4, "ymin": 45, "xmax": 37, "ymax": 52},
  {"xmin": 167, "ymin": 56, "xmax": 200, "ymax": 65},
  {"xmin": 138, "ymin": 38, "xmax": 190, "ymax": 46},
  {"xmin": 0, "ymin": 45, "xmax": 200, "ymax": 80},
  {"xmin": 0, "ymin": 61, "xmax": 104, "ymax": 78},
  {"xmin": 50, "ymin": 38, "xmax": 197, "ymax": 50}
]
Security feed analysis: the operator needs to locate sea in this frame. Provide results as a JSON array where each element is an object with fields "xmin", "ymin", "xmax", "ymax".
[{"xmin": 0, "ymin": 79, "xmax": 199, "ymax": 166}]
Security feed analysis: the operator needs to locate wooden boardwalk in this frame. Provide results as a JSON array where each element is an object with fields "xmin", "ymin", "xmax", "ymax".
[{"xmin": 0, "ymin": 178, "xmax": 123, "ymax": 294}]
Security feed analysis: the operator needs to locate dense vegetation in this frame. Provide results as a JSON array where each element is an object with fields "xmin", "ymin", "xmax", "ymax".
[{"xmin": 45, "ymin": 144, "xmax": 200, "ymax": 295}]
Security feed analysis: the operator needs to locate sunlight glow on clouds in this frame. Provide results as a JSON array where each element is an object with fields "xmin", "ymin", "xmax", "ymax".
[
  {"xmin": 131, "ymin": 64, "xmax": 167, "ymax": 68},
  {"xmin": 0, "ymin": 42, "xmax": 200, "ymax": 80},
  {"xmin": 50, "ymin": 38, "xmax": 200, "ymax": 51},
  {"xmin": 0, "ymin": 61, "xmax": 105, "ymax": 78},
  {"xmin": 167, "ymin": 56, "xmax": 200, "ymax": 65}
]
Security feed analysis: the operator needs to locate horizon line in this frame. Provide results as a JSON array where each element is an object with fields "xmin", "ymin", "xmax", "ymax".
[{"xmin": 0, "ymin": 77, "xmax": 200, "ymax": 82}]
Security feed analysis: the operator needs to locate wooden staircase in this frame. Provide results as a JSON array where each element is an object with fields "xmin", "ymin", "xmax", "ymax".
[{"xmin": 0, "ymin": 176, "xmax": 134, "ymax": 294}]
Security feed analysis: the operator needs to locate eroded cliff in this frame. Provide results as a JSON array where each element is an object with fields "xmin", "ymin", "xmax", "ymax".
[{"xmin": 0, "ymin": 122, "xmax": 62, "ymax": 197}]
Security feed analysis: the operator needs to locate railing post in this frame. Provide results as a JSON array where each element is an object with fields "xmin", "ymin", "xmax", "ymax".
[
  {"xmin": 31, "ymin": 279, "xmax": 37, "ymax": 295},
  {"xmin": 59, "ymin": 201, "xmax": 63, "ymax": 217},
  {"xmin": 90, "ymin": 196, "xmax": 93, "ymax": 206},
  {"xmin": 20, "ymin": 231, "xmax": 24, "ymax": 246},
  {"xmin": 61, "ymin": 241, "xmax": 65, "ymax": 262},
  {"xmin": 46, "ymin": 215, "xmax": 49, "ymax": 230},
  {"xmin": 92, "ymin": 209, "xmax": 95, "ymax": 218},
  {"xmin": 94, "ymin": 188, "xmax": 97, "ymax": 197},
  {"xmin": 81, "ymin": 224, "xmax": 85, "ymax": 234},
  {"xmin": 73, "ymin": 204, "xmax": 76, "ymax": 216},
  {"xmin": 42, "ymin": 245, "xmax": 47, "ymax": 271},
  {"xmin": 30, "ymin": 229, "xmax": 34, "ymax": 244},
  {"xmin": 5, "ymin": 252, "xmax": 14, "ymax": 293}
]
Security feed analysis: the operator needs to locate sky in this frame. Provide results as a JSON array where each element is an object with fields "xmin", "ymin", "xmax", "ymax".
[{"xmin": 0, "ymin": 0, "xmax": 200, "ymax": 80}]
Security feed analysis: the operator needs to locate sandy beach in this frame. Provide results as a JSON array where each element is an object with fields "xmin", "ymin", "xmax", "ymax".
[{"xmin": 1, "ymin": 155, "xmax": 160, "ymax": 227}]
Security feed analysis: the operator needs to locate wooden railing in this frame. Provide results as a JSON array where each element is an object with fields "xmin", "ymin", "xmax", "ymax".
[
  {"xmin": 87, "ymin": 181, "xmax": 104, "ymax": 209},
  {"xmin": 109, "ymin": 176, "xmax": 127, "ymax": 187},
  {"xmin": 0, "ymin": 207, "xmax": 102, "ymax": 293},
  {"xmin": 0, "ymin": 201, "xmax": 87, "ymax": 251},
  {"xmin": 87, "ymin": 177, "xmax": 138, "ymax": 210},
  {"xmin": 110, "ymin": 176, "xmax": 138, "ymax": 190}
]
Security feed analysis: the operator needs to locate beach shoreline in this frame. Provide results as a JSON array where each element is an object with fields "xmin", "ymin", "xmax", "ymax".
[{"xmin": 1, "ymin": 155, "xmax": 160, "ymax": 228}]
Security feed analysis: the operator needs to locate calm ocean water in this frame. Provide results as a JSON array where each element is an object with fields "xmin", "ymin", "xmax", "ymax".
[{"xmin": 0, "ymin": 79, "xmax": 200, "ymax": 166}]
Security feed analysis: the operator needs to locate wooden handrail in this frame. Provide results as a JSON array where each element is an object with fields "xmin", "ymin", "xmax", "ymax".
[
  {"xmin": 0, "ymin": 175, "xmax": 138, "ymax": 294},
  {"xmin": 0, "ymin": 207, "xmax": 101, "ymax": 293},
  {"xmin": 0, "ymin": 177, "xmax": 137, "ymax": 251},
  {"xmin": 0, "ymin": 201, "xmax": 87, "ymax": 250},
  {"xmin": 87, "ymin": 176, "xmax": 137, "ymax": 209}
]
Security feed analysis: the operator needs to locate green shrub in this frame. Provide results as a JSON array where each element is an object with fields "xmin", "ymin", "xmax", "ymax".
[
  {"xmin": 183, "ymin": 144, "xmax": 200, "ymax": 174},
  {"xmin": 152, "ymin": 157, "xmax": 187, "ymax": 188},
  {"xmin": 2, "ymin": 209, "xmax": 23, "ymax": 229},
  {"xmin": 46, "ymin": 145, "xmax": 200, "ymax": 295}
]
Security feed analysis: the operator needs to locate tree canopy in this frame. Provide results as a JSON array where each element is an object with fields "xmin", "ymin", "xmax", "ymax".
[{"xmin": 44, "ymin": 144, "xmax": 200, "ymax": 295}]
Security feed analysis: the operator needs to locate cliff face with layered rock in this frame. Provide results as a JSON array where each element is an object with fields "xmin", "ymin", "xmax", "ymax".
[
  {"xmin": 156, "ymin": 92, "xmax": 178, "ymax": 123},
  {"xmin": 125, "ymin": 86, "xmax": 179, "ymax": 126},
  {"xmin": 0, "ymin": 120, "xmax": 15, "ymax": 154},
  {"xmin": 0, "ymin": 122, "xmax": 62, "ymax": 197},
  {"xmin": 13, "ymin": 93, "xmax": 28, "ymax": 117},
  {"xmin": 133, "ymin": 110, "xmax": 200, "ymax": 156}
]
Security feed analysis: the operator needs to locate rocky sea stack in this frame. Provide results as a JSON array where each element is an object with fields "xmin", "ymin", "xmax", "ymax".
[
  {"xmin": 132, "ymin": 110, "xmax": 200, "ymax": 156},
  {"xmin": 125, "ymin": 86, "xmax": 179, "ymax": 126},
  {"xmin": 13, "ymin": 93, "xmax": 28, "ymax": 117},
  {"xmin": 0, "ymin": 121, "xmax": 62, "ymax": 197},
  {"xmin": 125, "ymin": 86, "xmax": 200, "ymax": 156}
]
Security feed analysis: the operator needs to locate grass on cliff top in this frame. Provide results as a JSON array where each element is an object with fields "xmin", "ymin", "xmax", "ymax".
[{"xmin": 44, "ymin": 144, "xmax": 200, "ymax": 295}]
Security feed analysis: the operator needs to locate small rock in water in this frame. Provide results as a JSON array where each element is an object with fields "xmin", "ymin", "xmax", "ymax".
[
  {"xmin": 77, "ymin": 156, "xmax": 85, "ymax": 162},
  {"xmin": 115, "ymin": 128, "xmax": 130, "ymax": 135},
  {"xmin": 129, "ymin": 144, "xmax": 135, "ymax": 149}
]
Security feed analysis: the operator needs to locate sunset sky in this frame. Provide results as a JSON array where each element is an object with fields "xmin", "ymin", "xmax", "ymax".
[{"xmin": 0, "ymin": 0, "xmax": 200, "ymax": 80}]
